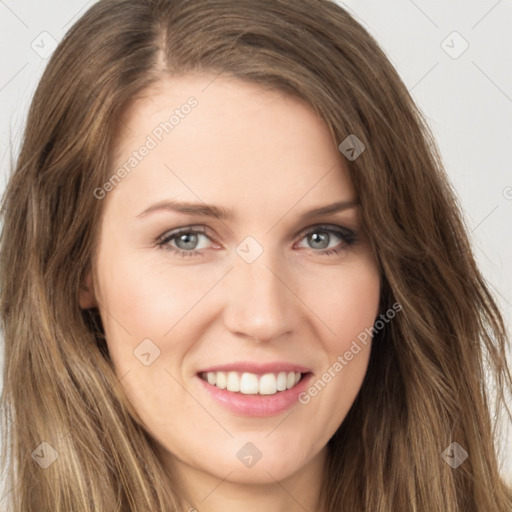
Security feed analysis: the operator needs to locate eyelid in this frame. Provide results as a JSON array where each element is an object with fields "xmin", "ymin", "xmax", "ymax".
[
  {"xmin": 294, "ymin": 222, "xmax": 355, "ymax": 239},
  {"xmin": 156, "ymin": 225, "xmax": 212, "ymax": 243}
]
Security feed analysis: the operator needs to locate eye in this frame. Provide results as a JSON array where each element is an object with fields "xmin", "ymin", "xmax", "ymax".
[
  {"xmin": 156, "ymin": 226, "xmax": 214, "ymax": 257},
  {"xmin": 156, "ymin": 224, "xmax": 357, "ymax": 258},
  {"xmin": 295, "ymin": 225, "xmax": 357, "ymax": 256}
]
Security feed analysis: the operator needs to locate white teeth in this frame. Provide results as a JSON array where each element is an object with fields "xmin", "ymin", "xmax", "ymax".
[
  {"xmin": 240, "ymin": 373, "xmax": 259, "ymax": 394},
  {"xmin": 226, "ymin": 371, "xmax": 240, "ymax": 392},
  {"xmin": 202, "ymin": 370, "xmax": 304, "ymax": 395},
  {"xmin": 216, "ymin": 371, "xmax": 226, "ymax": 389},
  {"xmin": 259, "ymin": 373, "xmax": 277, "ymax": 395},
  {"xmin": 276, "ymin": 371, "xmax": 287, "ymax": 391},
  {"xmin": 286, "ymin": 372, "xmax": 295, "ymax": 389}
]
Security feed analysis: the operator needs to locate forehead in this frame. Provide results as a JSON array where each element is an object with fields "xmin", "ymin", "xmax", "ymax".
[{"xmin": 106, "ymin": 73, "xmax": 355, "ymax": 217}]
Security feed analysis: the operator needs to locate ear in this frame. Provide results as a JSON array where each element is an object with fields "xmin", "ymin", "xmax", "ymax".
[{"xmin": 79, "ymin": 270, "xmax": 98, "ymax": 309}]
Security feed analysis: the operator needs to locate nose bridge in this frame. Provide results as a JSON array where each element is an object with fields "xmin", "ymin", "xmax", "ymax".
[{"xmin": 223, "ymin": 236, "xmax": 294, "ymax": 341}]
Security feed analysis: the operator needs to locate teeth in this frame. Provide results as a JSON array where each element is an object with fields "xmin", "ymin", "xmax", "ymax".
[
  {"xmin": 202, "ymin": 371, "xmax": 303, "ymax": 395},
  {"xmin": 227, "ymin": 371, "xmax": 240, "ymax": 392},
  {"xmin": 216, "ymin": 371, "xmax": 226, "ymax": 389},
  {"xmin": 259, "ymin": 373, "xmax": 277, "ymax": 395},
  {"xmin": 276, "ymin": 371, "xmax": 287, "ymax": 391},
  {"xmin": 240, "ymin": 373, "xmax": 259, "ymax": 394}
]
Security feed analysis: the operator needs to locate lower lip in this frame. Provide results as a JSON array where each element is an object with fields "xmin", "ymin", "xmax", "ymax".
[{"xmin": 196, "ymin": 373, "xmax": 313, "ymax": 417}]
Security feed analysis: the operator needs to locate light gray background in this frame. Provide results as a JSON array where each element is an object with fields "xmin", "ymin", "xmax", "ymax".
[{"xmin": 0, "ymin": 0, "xmax": 511, "ymax": 488}]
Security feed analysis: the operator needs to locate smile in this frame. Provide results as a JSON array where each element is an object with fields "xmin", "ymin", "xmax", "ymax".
[
  {"xmin": 196, "ymin": 362, "xmax": 313, "ymax": 416},
  {"xmin": 199, "ymin": 371, "xmax": 304, "ymax": 395}
]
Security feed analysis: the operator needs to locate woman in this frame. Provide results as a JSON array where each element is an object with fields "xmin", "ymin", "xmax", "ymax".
[{"xmin": 1, "ymin": 0, "xmax": 511, "ymax": 510}]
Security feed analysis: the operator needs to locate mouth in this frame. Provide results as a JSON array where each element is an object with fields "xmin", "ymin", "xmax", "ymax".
[
  {"xmin": 195, "ymin": 362, "xmax": 313, "ymax": 416},
  {"xmin": 198, "ymin": 370, "xmax": 309, "ymax": 396}
]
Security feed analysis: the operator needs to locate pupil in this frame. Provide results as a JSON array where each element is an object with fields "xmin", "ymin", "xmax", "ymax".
[
  {"xmin": 310, "ymin": 232, "xmax": 328, "ymax": 249},
  {"xmin": 178, "ymin": 233, "xmax": 197, "ymax": 250}
]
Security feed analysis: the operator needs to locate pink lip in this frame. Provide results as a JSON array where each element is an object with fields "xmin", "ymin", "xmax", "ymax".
[
  {"xmin": 197, "ymin": 362, "xmax": 312, "ymax": 375},
  {"xmin": 196, "ymin": 371, "xmax": 313, "ymax": 417}
]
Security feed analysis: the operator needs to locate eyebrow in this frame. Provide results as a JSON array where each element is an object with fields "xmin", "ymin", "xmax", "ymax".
[{"xmin": 136, "ymin": 198, "xmax": 359, "ymax": 222}]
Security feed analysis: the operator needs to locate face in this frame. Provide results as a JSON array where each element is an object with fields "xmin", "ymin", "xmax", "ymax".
[{"xmin": 82, "ymin": 73, "xmax": 380, "ymax": 487}]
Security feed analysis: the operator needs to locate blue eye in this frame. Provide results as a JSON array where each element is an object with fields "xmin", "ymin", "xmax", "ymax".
[
  {"xmin": 296, "ymin": 225, "xmax": 357, "ymax": 256},
  {"xmin": 156, "ymin": 224, "xmax": 357, "ymax": 258},
  {"xmin": 157, "ymin": 226, "xmax": 211, "ymax": 258}
]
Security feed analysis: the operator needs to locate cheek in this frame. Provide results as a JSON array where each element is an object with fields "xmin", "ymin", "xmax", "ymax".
[
  {"xmin": 309, "ymin": 259, "xmax": 381, "ymax": 353},
  {"xmin": 93, "ymin": 251, "xmax": 227, "ymax": 401},
  {"xmin": 93, "ymin": 254, "xmax": 202, "ymax": 431},
  {"xmin": 298, "ymin": 257, "xmax": 380, "ymax": 423},
  {"xmin": 96, "ymin": 252, "xmax": 212, "ymax": 341},
  {"xmin": 304, "ymin": 258, "xmax": 380, "ymax": 425}
]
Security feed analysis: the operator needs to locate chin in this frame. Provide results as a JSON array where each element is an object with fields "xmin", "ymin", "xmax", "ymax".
[{"xmin": 163, "ymin": 435, "xmax": 318, "ymax": 485}]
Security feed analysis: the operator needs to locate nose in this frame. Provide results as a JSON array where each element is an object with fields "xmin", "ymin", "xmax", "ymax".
[{"xmin": 222, "ymin": 245, "xmax": 296, "ymax": 343}]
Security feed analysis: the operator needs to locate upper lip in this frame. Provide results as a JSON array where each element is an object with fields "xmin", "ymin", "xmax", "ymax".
[{"xmin": 197, "ymin": 362, "xmax": 312, "ymax": 375}]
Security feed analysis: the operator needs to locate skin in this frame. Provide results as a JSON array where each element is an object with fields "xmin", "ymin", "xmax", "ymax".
[{"xmin": 80, "ymin": 73, "xmax": 381, "ymax": 512}]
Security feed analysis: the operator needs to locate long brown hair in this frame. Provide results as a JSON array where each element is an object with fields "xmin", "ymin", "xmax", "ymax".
[{"xmin": 1, "ymin": 0, "xmax": 511, "ymax": 510}]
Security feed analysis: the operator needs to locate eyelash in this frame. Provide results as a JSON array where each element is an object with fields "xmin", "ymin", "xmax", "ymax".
[{"xmin": 155, "ymin": 224, "xmax": 358, "ymax": 258}]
